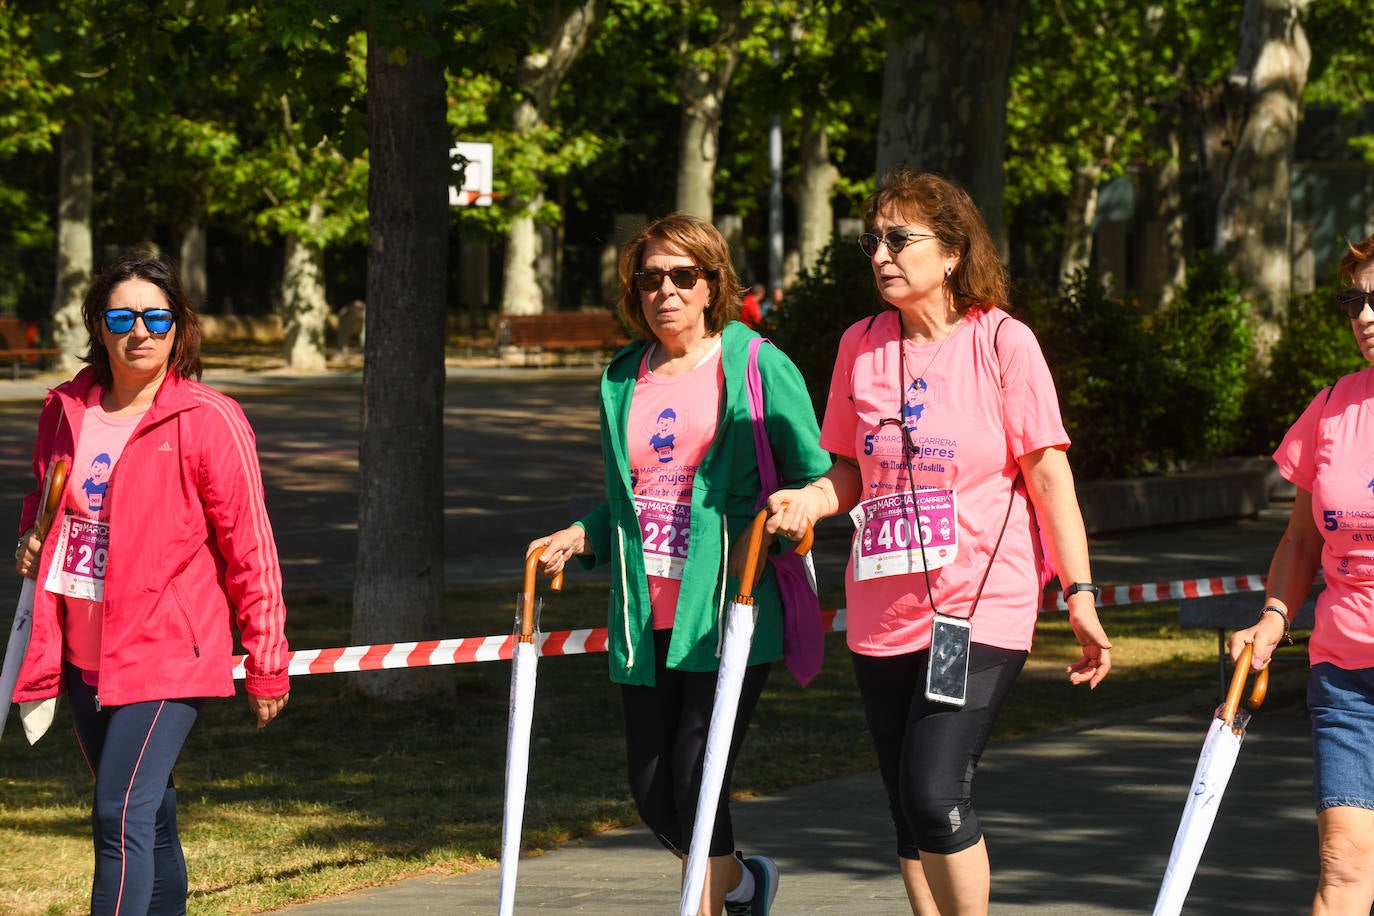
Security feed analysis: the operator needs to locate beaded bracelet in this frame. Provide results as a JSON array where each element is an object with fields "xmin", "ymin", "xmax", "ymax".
[{"xmin": 1258, "ymin": 604, "xmax": 1294, "ymax": 645}]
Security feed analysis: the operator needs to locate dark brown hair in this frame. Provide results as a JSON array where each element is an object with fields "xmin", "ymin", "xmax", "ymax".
[
  {"xmin": 864, "ymin": 168, "xmax": 1008, "ymax": 313},
  {"xmin": 1337, "ymin": 234, "xmax": 1374, "ymax": 286},
  {"xmin": 81, "ymin": 252, "xmax": 203, "ymax": 387},
  {"xmin": 615, "ymin": 212, "xmax": 743, "ymax": 340}
]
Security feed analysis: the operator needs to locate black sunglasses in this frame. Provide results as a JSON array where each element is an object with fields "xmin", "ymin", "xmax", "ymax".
[
  {"xmin": 858, "ymin": 228, "xmax": 937, "ymax": 258},
  {"xmin": 1336, "ymin": 288, "xmax": 1374, "ymax": 320},
  {"xmin": 103, "ymin": 308, "xmax": 176, "ymax": 334},
  {"xmin": 632, "ymin": 266, "xmax": 713, "ymax": 292}
]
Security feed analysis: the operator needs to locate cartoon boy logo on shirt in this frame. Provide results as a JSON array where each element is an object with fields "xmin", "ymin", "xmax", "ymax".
[
  {"xmin": 649, "ymin": 408, "xmax": 677, "ymax": 463},
  {"xmin": 81, "ymin": 453, "xmax": 112, "ymax": 514},
  {"xmin": 903, "ymin": 379, "xmax": 928, "ymax": 429}
]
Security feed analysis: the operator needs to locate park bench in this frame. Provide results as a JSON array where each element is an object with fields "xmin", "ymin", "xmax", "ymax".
[
  {"xmin": 0, "ymin": 317, "xmax": 63, "ymax": 379},
  {"xmin": 1178, "ymin": 588, "xmax": 1317, "ymax": 695},
  {"xmin": 498, "ymin": 311, "xmax": 630, "ymax": 368}
]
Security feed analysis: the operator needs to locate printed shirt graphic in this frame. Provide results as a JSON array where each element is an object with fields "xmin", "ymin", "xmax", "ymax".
[
  {"xmin": 819, "ymin": 308, "xmax": 1068, "ymax": 657},
  {"xmin": 1276, "ymin": 366, "xmax": 1374, "ymax": 668},
  {"xmin": 50, "ymin": 399, "xmax": 143, "ymax": 669},
  {"xmin": 627, "ymin": 344, "xmax": 723, "ymax": 629}
]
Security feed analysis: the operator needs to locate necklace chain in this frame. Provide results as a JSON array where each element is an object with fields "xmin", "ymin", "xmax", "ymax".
[{"xmin": 901, "ymin": 318, "xmax": 962, "ymax": 388}]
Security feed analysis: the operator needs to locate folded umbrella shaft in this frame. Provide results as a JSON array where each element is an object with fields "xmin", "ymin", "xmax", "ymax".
[
  {"xmin": 679, "ymin": 511, "xmax": 813, "ymax": 915},
  {"xmin": 1, "ymin": 460, "xmax": 69, "ymax": 744},
  {"xmin": 498, "ymin": 551, "xmax": 561, "ymax": 916},
  {"xmin": 498, "ymin": 634, "xmax": 539, "ymax": 916},
  {"xmin": 1152, "ymin": 644, "xmax": 1269, "ymax": 916},
  {"xmin": 0, "ymin": 580, "xmax": 36, "ymax": 742}
]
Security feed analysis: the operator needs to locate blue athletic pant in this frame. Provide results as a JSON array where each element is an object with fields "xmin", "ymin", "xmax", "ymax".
[{"xmin": 65, "ymin": 663, "xmax": 203, "ymax": 916}]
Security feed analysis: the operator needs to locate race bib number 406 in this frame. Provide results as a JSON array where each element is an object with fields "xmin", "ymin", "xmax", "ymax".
[
  {"xmin": 44, "ymin": 514, "xmax": 110, "ymax": 601},
  {"xmin": 849, "ymin": 489, "xmax": 958, "ymax": 581}
]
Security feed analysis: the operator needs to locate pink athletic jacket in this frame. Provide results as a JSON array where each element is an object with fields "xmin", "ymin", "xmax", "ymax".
[{"xmin": 13, "ymin": 368, "xmax": 289, "ymax": 706}]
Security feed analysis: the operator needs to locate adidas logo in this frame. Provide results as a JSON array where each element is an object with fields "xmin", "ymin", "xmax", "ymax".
[{"xmin": 157, "ymin": 441, "xmax": 173, "ymax": 452}]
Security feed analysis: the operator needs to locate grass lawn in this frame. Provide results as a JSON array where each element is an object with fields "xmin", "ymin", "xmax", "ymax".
[{"xmin": 0, "ymin": 582, "xmax": 1230, "ymax": 914}]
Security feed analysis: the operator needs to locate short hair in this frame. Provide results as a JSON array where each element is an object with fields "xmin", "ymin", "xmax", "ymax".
[
  {"xmin": 81, "ymin": 252, "xmax": 203, "ymax": 388},
  {"xmin": 864, "ymin": 168, "xmax": 1008, "ymax": 313},
  {"xmin": 1337, "ymin": 234, "xmax": 1374, "ymax": 287},
  {"xmin": 616, "ymin": 213, "xmax": 743, "ymax": 340}
]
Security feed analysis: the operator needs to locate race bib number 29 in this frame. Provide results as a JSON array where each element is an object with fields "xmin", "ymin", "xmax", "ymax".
[
  {"xmin": 44, "ymin": 515, "xmax": 110, "ymax": 601},
  {"xmin": 849, "ymin": 489, "xmax": 958, "ymax": 581}
]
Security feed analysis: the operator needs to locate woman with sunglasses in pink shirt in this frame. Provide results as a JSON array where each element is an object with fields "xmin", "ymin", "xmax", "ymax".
[
  {"xmin": 529, "ymin": 213, "xmax": 830, "ymax": 915},
  {"xmin": 12, "ymin": 252, "xmax": 289, "ymax": 915},
  {"xmin": 766, "ymin": 169, "xmax": 1113, "ymax": 915},
  {"xmin": 1229, "ymin": 234, "xmax": 1374, "ymax": 915}
]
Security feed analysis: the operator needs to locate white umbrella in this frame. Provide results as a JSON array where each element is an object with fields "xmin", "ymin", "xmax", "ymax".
[
  {"xmin": 680, "ymin": 511, "xmax": 812, "ymax": 916},
  {"xmin": 1153, "ymin": 642, "xmax": 1270, "ymax": 916},
  {"xmin": 497, "ymin": 548, "xmax": 562, "ymax": 916},
  {"xmin": 0, "ymin": 459, "xmax": 68, "ymax": 743}
]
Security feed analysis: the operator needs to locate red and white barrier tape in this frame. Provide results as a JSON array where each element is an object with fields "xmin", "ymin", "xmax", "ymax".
[{"xmin": 232, "ymin": 571, "xmax": 1269, "ymax": 680}]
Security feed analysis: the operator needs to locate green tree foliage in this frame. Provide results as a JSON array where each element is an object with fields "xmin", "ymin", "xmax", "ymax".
[
  {"xmin": 1019, "ymin": 258, "xmax": 1253, "ymax": 479},
  {"xmin": 763, "ymin": 235, "xmax": 883, "ymax": 418},
  {"xmin": 1243, "ymin": 285, "xmax": 1369, "ymax": 453}
]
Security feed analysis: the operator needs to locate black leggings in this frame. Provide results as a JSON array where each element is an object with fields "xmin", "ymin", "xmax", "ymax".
[
  {"xmin": 621, "ymin": 628, "xmax": 772, "ymax": 857},
  {"xmin": 851, "ymin": 643, "xmax": 1026, "ymax": 858}
]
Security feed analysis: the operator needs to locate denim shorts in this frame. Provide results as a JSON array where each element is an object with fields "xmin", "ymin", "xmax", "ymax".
[{"xmin": 1308, "ymin": 663, "xmax": 1374, "ymax": 812}]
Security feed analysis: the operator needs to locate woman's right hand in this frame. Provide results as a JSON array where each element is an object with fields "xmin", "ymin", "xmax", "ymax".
[
  {"xmin": 13, "ymin": 527, "xmax": 37, "ymax": 580},
  {"xmin": 527, "ymin": 526, "xmax": 589, "ymax": 578},
  {"xmin": 765, "ymin": 485, "xmax": 830, "ymax": 543},
  {"xmin": 1227, "ymin": 610, "xmax": 1287, "ymax": 670}
]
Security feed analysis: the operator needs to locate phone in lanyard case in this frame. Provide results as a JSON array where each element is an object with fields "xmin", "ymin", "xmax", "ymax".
[{"xmin": 925, "ymin": 612, "xmax": 971, "ymax": 707}]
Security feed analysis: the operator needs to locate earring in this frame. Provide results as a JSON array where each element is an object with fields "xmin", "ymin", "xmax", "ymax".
[{"xmin": 944, "ymin": 265, "xmax": 953, "ymax": 281}]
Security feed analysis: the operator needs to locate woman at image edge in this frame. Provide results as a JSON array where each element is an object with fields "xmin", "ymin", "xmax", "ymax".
[
  {"xmin": 12, "ymin": 253, "xmax": 289, "ymax": 915},
  {"xmin": 1229, "ymin": 233, "xmax": 1374, "ymax": 915},
  {"xmin": 767, "ymin": 169, "xmax": 1113, "ymax": 914}
]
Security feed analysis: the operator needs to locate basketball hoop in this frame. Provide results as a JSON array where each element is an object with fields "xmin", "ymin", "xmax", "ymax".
[{"xmin": 451, "ymin": 141, "xmax": 495, "ymax": 207}]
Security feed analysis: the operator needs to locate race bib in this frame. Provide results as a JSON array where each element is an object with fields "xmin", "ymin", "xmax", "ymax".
[
  {"xmin": 849, "ymin": 488, "xmax": 958, "ymax": 581},
  {"xmin": 636, "ymin": 497, "xmax": 691, "ymax": 579},
  {"xmin": 44, "ymin": 514, "xmax": 110, "ymax": 601}
]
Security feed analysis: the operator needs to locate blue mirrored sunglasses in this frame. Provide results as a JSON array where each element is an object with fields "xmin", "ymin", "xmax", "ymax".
[{"xmin": 103, "ymin": 308, "xmax": 175, "ymax": 334}]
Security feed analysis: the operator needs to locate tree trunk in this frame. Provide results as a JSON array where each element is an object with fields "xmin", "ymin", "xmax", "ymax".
[
  {"xmin": 1142, "ymin": 125, "xmax": 1187, "ymax": 309},
  {"xmin": 51, "ymin": 118, "xmax": 93, "ymax": 374},
  {"xmin": 1058, "ymin": 158, "xmax": 1103, "ymax": 292},
  {"xmin": 352, "ymin": 32, "xmax": 450, "ymax": 699},
  {"xmin": 281, "ymin": 202, "xmax": 330, "ymax": 371},
  {"xmin": 1213, "ymin": 0, "xmax": 1312, "ymax": 356},
  {"xmin": 875, "ymin": 0, "xmax": 1023, "ymax": 252},
  {"xmin": 794, "ymin": 115, "xmax": 840, "ymax": 277},
  {"xmin": 499, "ymin": 1, "xmax": 600, "ymax": 316},
  {"xmin": 179, "ymin": 221, "xmax": 207, "ymax": 311},
  {"xmin": 674, "ymin": 0, "xmax": 744, "ymax": 220}
]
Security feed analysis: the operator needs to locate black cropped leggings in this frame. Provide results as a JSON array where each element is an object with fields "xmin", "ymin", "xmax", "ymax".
[
  {"xmin": 851, "ymin": 643, "xmax": 1026, "ymax": 858},
  {"xmin": 621, "ymin": 628, "xmax": 772, "ymax": 858}
]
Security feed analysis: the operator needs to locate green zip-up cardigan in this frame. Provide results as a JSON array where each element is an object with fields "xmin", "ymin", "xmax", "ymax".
[{"xmin": 576, "ymin": 321, "xmax": 831, "ymax": 686}]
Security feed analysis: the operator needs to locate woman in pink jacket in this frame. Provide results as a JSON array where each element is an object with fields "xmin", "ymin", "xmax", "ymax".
[{"xmin": 12, "ymin": 252, "xmax": 289, "ymax": 915}]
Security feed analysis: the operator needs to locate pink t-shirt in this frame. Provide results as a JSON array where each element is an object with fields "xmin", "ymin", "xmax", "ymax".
[
  {"xmin": 820, "ymin": 307, "xmax": 1068, "ymax": 656},
  {"xmin": 55, "ymin": 395, "xmax": 144, "ymax": 669},
  {"xmin": 1274, "ymin": 367, "xmax": 1374, "ymax": 669},
  {"xmin": 627, "ymin": 343, "xmax": 723, "ymax": 629}
]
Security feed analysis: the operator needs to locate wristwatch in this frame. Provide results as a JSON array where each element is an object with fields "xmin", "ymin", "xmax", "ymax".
[{"xmin": 1065, "ymin": 582, "xmax": 1101, "ymax": 602}]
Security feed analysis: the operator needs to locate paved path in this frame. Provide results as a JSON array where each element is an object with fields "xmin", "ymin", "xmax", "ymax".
[{"xmin": 0, "ymin": 369, "xmax": 1319, "ymax": 914}]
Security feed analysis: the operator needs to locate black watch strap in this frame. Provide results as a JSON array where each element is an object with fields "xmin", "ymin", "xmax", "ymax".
[{"xmin": 1065, "ymin": 582, "xmax": 1101, "ymax": 600}]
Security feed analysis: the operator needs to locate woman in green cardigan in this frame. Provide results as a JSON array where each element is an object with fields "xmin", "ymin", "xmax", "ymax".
[{"xmin": 530, "ymin": 213, "xmax": 830, "ymax": 916}]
